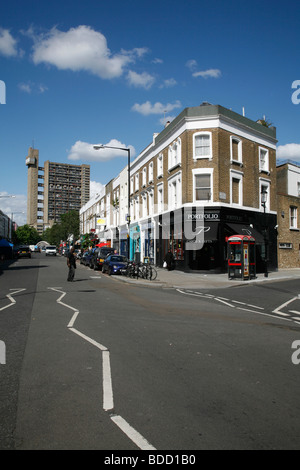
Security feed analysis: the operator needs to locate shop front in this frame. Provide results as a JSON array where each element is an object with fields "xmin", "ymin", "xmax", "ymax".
[
  {"xmin": 155, "ymin": 206, "xmax": 277, "ymax": 273},
  {"xmin": 130, "ymin": 223, "xmax": 140, "ymax": 262},
  {"xmin": 140, "ymin": 219, "xmax": 155, "ymax": 264},
  {"xmin": 119, "ymin": 224, "xmax": 129, "ymax": 257}
]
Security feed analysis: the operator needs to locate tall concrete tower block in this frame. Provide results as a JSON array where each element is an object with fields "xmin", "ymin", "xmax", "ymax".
[{"xmin": 25, "ymin": 147, "xmax": 39, "ymax": 227}]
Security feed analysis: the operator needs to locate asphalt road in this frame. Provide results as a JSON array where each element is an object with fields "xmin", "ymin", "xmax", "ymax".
[{"xmin": 1, "ymin": 253, "xmax": 300, "ymax": 450}]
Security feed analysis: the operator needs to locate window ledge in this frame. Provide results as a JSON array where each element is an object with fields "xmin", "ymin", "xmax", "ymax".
[
  {"xmin": 168, "ymin": 163, "xmax": 181, "ymax": 173},
  {"xmin": 193, "ymin": 156, "xmax": 212, "ymax": 161},
  {"xmin": 289, "ymin": 227, "xmax": 299, "ymax": 231},
  {"xmin": 231, "ymin": 159, "xmax": 243, "ymax": 167},
  {"xmin": 259, "ymin": 169, "xmax": 270, "ymax": 175}
]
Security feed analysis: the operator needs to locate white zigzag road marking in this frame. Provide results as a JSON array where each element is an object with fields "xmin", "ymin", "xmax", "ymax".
[
  {"xmin": 0, "ymin": 288, "xmax": 26, "ymax": 312},
  {"xmin": 48, "ymin": 287, "xmax": 156, "ymax": 450}
]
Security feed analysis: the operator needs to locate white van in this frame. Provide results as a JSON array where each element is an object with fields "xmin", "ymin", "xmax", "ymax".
[{"xmin": 45, "ymin": 245, "xmax": 57, "ymax": 256}]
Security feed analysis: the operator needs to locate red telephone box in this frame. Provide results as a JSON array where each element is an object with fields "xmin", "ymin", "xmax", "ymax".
[{"xmin": 227, "ymin": 235, "xmax": 256, "ymax": 280}]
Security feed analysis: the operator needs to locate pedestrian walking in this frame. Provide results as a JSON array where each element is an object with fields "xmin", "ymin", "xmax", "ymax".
[
  {"xmin": 67, "ymin": 246, "xmax": 76, "ymax": 281},
  {"xmin": 164, "ymin": 249, "xmax": 175, "ymax": 271}
]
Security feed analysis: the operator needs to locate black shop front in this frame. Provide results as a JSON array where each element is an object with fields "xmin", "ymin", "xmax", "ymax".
[{"xmin": 156, "ymin": 206, "xmax": 277, "ymax": 273}]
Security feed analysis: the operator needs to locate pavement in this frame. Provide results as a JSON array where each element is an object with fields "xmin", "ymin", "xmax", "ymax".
[{"xmin": 113, "ymin": 266, "xmax": 300, "ymax": 289}]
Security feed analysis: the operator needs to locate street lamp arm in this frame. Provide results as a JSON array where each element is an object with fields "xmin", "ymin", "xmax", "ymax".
[
  {"xmin": 93, "ymin": 143, "xmax": 131, "ymax": 260},
  {"xmin": 93, "ymin": 145, "xmax": 130, "ymax": 153}
]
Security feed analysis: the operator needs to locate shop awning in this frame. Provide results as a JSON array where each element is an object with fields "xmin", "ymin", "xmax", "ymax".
[{"xmin": 226, "ymin": 223, "xmax": 264, "ymax": 243}]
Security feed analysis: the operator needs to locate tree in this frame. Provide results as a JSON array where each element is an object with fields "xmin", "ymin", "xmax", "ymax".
[
  {"xmin": 42, "ymin": 210, "xmax": 80, "ymax": 247},
  {"xmin": 14, "ymin": 225, "xmax": 41, "ymax": 245},
  {"xmin": 60, "ymin": 210, "xmax": 80, "ymax": 243}
]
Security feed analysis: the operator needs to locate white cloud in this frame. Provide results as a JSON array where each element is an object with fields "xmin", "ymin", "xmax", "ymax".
[
  {"xmin": 160, "ymin": 78, "xmax": 177, "ymax": 88},
  {"xmin": 277, "ymin": 143, "xmax": 300, "ymax": 161},
  {"xmin": 159, "ymin": 115, "xmax": 176, "ymax": 126},
  {"xmin": 68, "ymin": 139, "xmax": 135, "ymax": 162},
  {"xmin": 31, "ymin": 25, "xmax": 143, "ymax": 80},
  {"xmin": 90, "ymin": 181, "xmax": 105, "ymax": 199},
  {"xmin": 186, "ymin": 60, "xmax": 221, "ymax": 79},
  {"xmin": 0, "ymin": 28, "xmax": 19, "ymax": 57},
  {"xmin": 192, "ymin": 68, "xmax": 221, "ymax": 79},
  {"xmin": 0, "ymin": 192, "xmax": 27, "ymax": 226},
  {"xmin": 18, "ymin": 83, "xmax": 32, "ymax": 93},
  {"xmin": 186, "ymin": 59, "xmax": 198, "ymax": 71},
  {"xmin": 127, "ymin": 70, "xmax": 155, "ymax": 89},
  {"xmin": 152, "ymin": 58, "xmax": 163, "ymax": 64},
  {"xmin": 131, "ymin": 100, "xmax": 182, "ymax": 116},
  {"xmin": 18, "ymin": 81, "xmax": 48, "ymax": 94}
]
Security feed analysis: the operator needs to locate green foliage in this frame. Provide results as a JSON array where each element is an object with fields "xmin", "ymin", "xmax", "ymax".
[
  {"xmin": 14, "ymin": 224, "xmax": 41, "ymax": 245},
  {"xmin": 42, "ymin": 210, "xmax": 80, "ymax": 246},
  {"xmin": 81, "ymin": 233, "xmax": 93, "ymax": 249}
]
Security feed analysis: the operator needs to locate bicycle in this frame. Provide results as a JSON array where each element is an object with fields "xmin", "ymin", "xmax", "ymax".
[{"xmin": 145, "ymin": 264, "xmax": 157, "ymax": 281}]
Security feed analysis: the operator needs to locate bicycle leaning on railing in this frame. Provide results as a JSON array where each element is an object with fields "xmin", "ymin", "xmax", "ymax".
[{"xmin": 122, "ymin": 261, "xmax": 157, "ymax": 281}]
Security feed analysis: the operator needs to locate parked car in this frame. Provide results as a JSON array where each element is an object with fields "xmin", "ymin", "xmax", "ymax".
[
  {"xmin": 80, "ymin": 250, "xmax": 95, "ymax": 267},
  {"xmin": 102, "ymin": 254, "xmax": 128, "ymax": 275},
  {"xmin": 91, "ymin": 247, "xmax": 115, "ymax": 270},
  {"xmin": 45, "ymin": 245, "xmax": 57, "ymax": 256},
  {"xmin": 17, "ymin": 245, "xmax": 31, "ymax": 258}
]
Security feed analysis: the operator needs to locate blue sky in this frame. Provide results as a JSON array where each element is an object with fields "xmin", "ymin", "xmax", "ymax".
[{"xmin": 0, "ymin": 0, "xmax": 300, "ymax": 226}]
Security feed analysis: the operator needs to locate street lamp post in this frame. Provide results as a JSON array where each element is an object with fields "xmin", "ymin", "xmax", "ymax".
[
  {"xmin": 93, "ymin": 145, "xmax": 131, "ymax": 260},
  {"xmin": 10, "ymin": 212, "xmax": 24, "ymax": 239},
  {"xmin": 261, "ymin": 188, "xmax": 268, "ymax": 278}
]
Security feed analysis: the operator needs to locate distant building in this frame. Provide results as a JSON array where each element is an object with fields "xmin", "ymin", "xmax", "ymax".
[
  {"xmin": 26, "ymin": 147, "xmax": 90, "ymax": 233},
  {"xmin": 276, "ymin": 162, "xmax": 300, "ymax": 268}
]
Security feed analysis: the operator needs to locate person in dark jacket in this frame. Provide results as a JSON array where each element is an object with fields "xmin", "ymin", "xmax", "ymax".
[
  {"xmin": 164, "ymin": 250, "xmax": 175, "ymax": 271},
  {"xmin": 67, "ymin": 246, "xmax": 77, "ymax": 281}
]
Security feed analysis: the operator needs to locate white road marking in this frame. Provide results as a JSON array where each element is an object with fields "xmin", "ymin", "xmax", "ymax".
[
  {"xmin": 0, "ymin": 288, "xmax": 26, "ymax": 311},
  {"xmin": 215, "ymin": 298, "xmax": 235, "ymax": 308},
  {"xmin": 289, "ymin": 310, "xmax": 300, "ymax": 315},
  {"xmin": 273, "ymin": 297, "xmax": 299, "ymax": 316},
  {"xmin": 48, "ymin": 287, "xmax": 155, "ymax": 450},
  {"xmin": 102, "ymin": 350, "xmax": 114, "ymax": 411},
  {"xmin": 177, "ymin": 288, "xmax": 296, "ymax": 323},
  {"xmin": 69, "ymin": 327, "xmax": 107, "ymax": 351},
  {"xmin": 232, "ymin": 300, "xmax": 264, "ymax": 310},
  {"xmin": 110, "ymin": 415, "xmax": 156, "ymax": 450}
]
